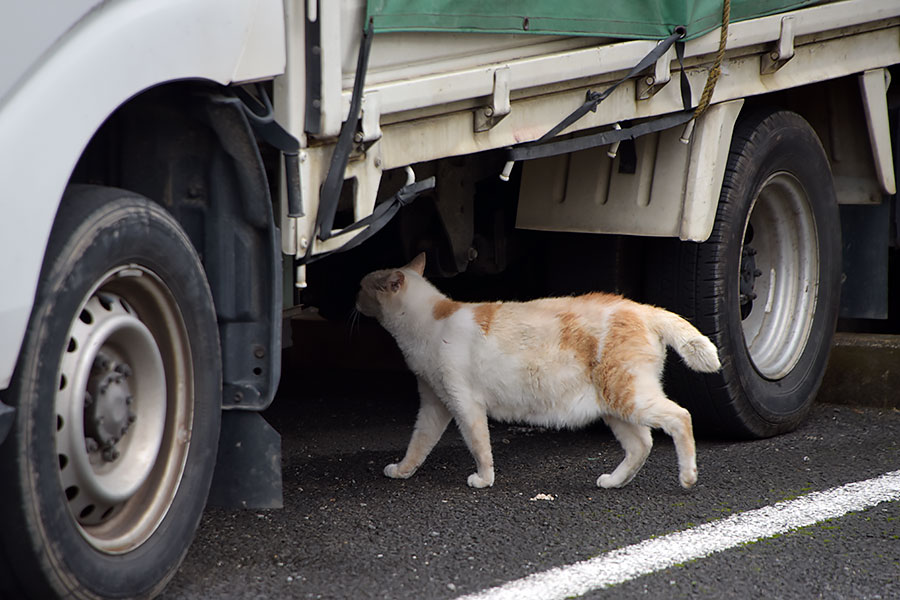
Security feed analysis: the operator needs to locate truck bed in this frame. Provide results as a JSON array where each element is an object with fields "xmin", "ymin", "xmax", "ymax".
[{"xmin": 280, "ymin": 0, "xmax": 900, "ymax": 259}]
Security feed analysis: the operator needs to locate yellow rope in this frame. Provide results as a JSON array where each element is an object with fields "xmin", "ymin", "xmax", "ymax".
[{"xmin": 694, "ymin": 0, "xmax": 730, "ymax": 118}]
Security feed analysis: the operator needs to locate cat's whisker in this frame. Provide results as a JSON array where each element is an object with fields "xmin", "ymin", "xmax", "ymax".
[{"xmin": 347, "ymin": 307, "xmax": 361, "ymax": 339}]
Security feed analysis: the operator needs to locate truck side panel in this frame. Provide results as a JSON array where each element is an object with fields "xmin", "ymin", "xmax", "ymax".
[{"xmin": 284, "ymin": 0, "xmax": 900, "ymax": 262}]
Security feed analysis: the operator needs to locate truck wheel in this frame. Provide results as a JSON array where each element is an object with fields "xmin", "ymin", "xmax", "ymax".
[
  {"xmin": 646, "ymin": 109, "xmax": 840, "ymax": 438},
  {"xmin": 0, "ymin": 186, "xmax": 221, "ymax": 598}
]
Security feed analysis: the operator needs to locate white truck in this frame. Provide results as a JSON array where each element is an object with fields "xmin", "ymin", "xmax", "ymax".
[{"xmin": 1, "ymin": 0, "xmax": 898, "ymax": 597}]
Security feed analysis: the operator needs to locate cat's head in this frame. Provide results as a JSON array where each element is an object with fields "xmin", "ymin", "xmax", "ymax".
[{"xmin": 356, "ymin": 253, "xmax": 427, "ymax": 320}]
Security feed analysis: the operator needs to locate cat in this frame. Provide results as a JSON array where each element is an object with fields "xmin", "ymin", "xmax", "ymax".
[{"xmin": 355, "ymin": 253, "xmax": 721, "ymax": 490}]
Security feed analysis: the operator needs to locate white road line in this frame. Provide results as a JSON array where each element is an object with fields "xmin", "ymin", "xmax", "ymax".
[{"xmin": 458, "ymin": 470, "xmax": 900, "ymax": 600}]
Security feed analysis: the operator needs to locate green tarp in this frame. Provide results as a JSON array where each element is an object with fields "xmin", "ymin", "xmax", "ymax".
[{"xmin": 367, "ymin": 0, "xmax": 822, "ymax": 40}]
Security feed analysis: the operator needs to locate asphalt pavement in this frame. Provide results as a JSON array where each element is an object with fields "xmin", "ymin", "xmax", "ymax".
[{"xmin": 161, "ymin": 366, "xmax": 900, "ymax": 600}]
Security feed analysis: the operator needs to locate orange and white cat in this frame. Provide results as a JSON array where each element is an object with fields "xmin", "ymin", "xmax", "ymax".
[{"xmin": 356, "ymin": 253, "xmax": 720, "ymax": 490}]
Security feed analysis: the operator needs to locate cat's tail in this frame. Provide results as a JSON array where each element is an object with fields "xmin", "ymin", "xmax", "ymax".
[{"xmin": 651, "ymin": 308, "xmax": 721, "ymax": 373}]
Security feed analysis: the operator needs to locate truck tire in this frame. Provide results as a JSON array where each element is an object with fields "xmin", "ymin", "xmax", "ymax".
[
  {"xmin": 0, "ymin": 186, "xmax": 221, "ymax": 598},
  {"xmin": 646, "ymin": 109, "xmax": 841, "ymax": 438}
]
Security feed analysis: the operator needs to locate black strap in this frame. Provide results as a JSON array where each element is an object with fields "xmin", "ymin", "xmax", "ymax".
[
  {"xmin": 299, "ymin": 18, "xmax": 433, "ymax": 263},
  {"xmin": 300, "ymin": 176, "xmax": 435, "ymax": 264},
  {"xmin": 506, "ymin": 26, "xmax": 694, "ymax": 164},
  {"xmin": 235, "ymin": 84, "xmax": 300, "ymax": 153},
  {"xmin": 535, "ymin": 26, "xmax": 687, "ymax": 144},
  {"xmin": 509, "ymin": 111, "xmax": 692, "ymax": 162},
  {"xmin": 317, "ymin": 19, "xmax": 375, "ymax": 241},
  {"xmin": 675, "ymin": 39, "xmax": 692, "ymax": 112},
  {"xmin": 234, "ymin": 85, "xmax": 304, "ymax": 217}
]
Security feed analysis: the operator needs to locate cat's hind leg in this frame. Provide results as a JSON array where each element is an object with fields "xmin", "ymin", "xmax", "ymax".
[
  {"xmin": 385, "ymin": 378, "xmax": 452, "ymax": 480},
  {"xmin": 639, "ymin": 394, "xmax": 697, "ymax": 489},
  {"xmin": 597, "ymin": 416, "xmax": 652, "ymax": 489}
]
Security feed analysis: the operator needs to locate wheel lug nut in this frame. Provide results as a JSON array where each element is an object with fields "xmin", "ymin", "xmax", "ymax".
[{"xmin": 740, "ymin": 293, "xmax": 758, "ymax": 305}]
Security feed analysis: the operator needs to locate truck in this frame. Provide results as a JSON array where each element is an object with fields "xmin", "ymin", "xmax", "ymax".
[{"xmin": 1, "ymin": 0, "xmax": 897, "ymax": 597}]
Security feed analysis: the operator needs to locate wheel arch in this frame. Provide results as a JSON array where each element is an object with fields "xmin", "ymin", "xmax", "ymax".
[
  {"xmin": 684, "ymin": 74, "xmax": 894, "ymax": 245},
  {"xmin": 742, "ymin": 75, "xmax": 895, "ymax": 202},
  {"xmin": 69, "ymin": 82, "xmax": 283, "ymax": 412}
]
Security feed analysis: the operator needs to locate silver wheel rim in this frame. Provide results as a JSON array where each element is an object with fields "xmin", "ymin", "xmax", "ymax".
[
  {"xmin": 55, "ymin": 265, "xmax": 194, "ymax": 554},
  {"xmin": 739, "ymin": 172, "xmax": 819, "ymax": 380}
]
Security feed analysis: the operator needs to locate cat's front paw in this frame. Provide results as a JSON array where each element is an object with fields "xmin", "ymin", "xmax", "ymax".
[
  {"xmin": 680, "ymin": 467, "xmax": 698, "ymax": 489},
  {"xmin": 467, "ymin": 471, "xmax": 494, "ymax": 489},
  {"xmin": 384, "ymin": 463, "xmax": 415, "ymax": 479},
  {"xmin": 597, "ymin": 474, "xmax": 621, "ymax": 489}
]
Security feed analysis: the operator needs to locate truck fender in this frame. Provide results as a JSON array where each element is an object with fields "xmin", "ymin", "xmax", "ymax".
[
  {"xmin": 680, "ymin": 100, "xmax": 745, "ymax": 241},
  {"xmin": 0, "ymin": 0, "xmax": 285, "ymax": 390}
]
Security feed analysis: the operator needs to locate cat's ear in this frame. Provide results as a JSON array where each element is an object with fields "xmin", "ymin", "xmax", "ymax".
[
  {"xmin": 388, "ymin": 271, "xmax": 405, "ymax": 293},
  {"xmin": 406, "ymin": 252, "xmax": 426, "ymax": 276}
]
